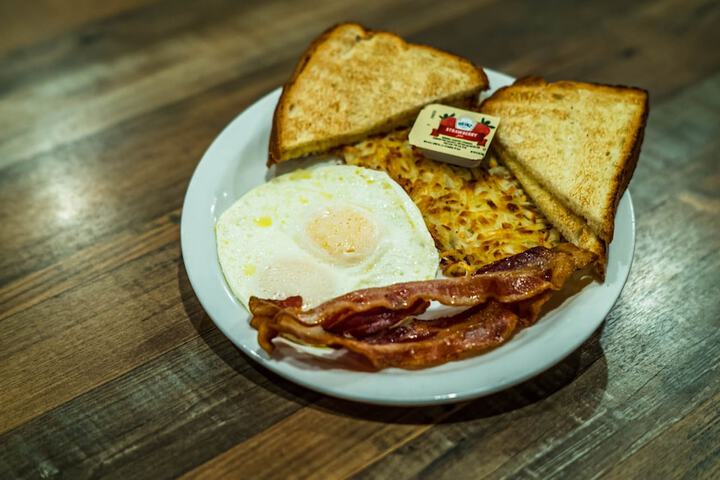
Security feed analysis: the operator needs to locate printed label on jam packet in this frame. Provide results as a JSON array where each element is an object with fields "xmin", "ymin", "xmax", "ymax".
[{"xmin": 408, "ymin": 104, "xmax": 500, "ymax": 168}]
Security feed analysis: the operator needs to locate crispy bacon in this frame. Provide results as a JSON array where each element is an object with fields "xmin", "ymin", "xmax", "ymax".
[{"xmin": 249, "ymin": 244, "xmax": 594, "ymax": 369}]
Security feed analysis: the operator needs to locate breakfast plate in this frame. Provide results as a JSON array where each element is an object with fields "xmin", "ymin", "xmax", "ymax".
[{"xmin": 180, "ymin": 69, "xmax": 635, "ymax": 406}]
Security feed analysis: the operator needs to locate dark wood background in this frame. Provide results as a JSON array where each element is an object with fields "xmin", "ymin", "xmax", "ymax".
[{"xmin": 1, "ymin": 0, "xmax": 718, "ymax": 478}]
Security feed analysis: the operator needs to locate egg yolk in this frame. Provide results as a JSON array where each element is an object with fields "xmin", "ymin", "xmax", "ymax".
[
  {"xmin": 256, "ymin": 260, "xmax": 336, "ymax": 308},
  {"xmin": 253, "ymin": 216, "xmax": 272, "ymax": 227},
  {"xmin": 305, "ymin": 206, "xmax": 379, "ymax": 265}
]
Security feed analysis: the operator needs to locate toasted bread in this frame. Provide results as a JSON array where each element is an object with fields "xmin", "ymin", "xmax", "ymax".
[
  {"xmin": 481, "ymin": 77, "xmax": 648, "ymax": 263},
  {"xmin": 269, "ymin": 23, "xmax": 489, "ymax": 165},
  {"xmin": 497, "ymin": 145, "xmax": 607, "ymax": 277}
]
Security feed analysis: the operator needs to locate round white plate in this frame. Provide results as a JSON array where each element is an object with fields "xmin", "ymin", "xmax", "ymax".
[{"xmin": 181, "ymin": 69, "xmax": 635, "ymax": 406}]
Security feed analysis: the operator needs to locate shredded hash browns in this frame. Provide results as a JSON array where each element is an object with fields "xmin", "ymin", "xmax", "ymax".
[{"xmin": 342, "ymin": 129, "xmax": 561, "ymax": 276}]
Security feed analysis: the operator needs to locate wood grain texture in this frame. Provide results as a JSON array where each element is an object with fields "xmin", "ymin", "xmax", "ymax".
[
  {"xmin": 0, "ymin": 0, "xmax": 158, "ymax": 55},
  {"xmin": 1, "ymin": 0, "xmax": 719, "ymax": 478}
]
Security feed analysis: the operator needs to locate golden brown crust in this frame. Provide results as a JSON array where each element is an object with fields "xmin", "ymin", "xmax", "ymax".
[
  {"xmin": 601, "ymin": 88, "xmax": 649, "ymax": 243},
  {"xmin": 268, "ymin": 22, "xmax": 488, "ymax": 166},
  {"xmin": 514, "ymin": 75, "xmax": 648, "ymax": 94},
  {"xmin": 545, "ymin": 78, "xmax": 648, "ymax": 244},
  {"xmin": 493, "ymin": 141, "xmax": 608, "ymax": 279},
  {"xmin": 268, "ymin": 23, "xmax": 344, "ymax": 166},
  {"xmin": 489, "ymin": 75, "xmax": 649, "ymax": 112},
  {"xmin": 480, "ymin": 77, "xmax": 648, "ymax": 277},
  {"xmin": 480, "ymin": 76, "xmax": 648, "ymax": 243}
]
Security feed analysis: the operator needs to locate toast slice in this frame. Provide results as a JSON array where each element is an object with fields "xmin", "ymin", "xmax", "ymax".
[
  {"xmin": 498, "ymin": 148, "xmax": 607, "ymax": 277},
  {"xmin": 481, "ymin": 77, "xmax": 648, "ymax": 268},
  {"xmin": 269, "ymin": 23, "xmax": 489, "ymax": 165}
]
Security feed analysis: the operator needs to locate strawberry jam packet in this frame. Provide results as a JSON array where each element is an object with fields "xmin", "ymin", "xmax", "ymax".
[{"xmin": 409, "ymin": 104, "xmax": 500, "ymax": 168}]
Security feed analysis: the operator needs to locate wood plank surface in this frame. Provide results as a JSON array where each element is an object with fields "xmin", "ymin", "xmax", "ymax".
[{"xmin": 0, "ymin": 0, "xmax": 718, "ymax": 478}]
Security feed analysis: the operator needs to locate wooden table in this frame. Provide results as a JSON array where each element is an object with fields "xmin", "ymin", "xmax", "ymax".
[{"xmin": 1, "ymin": 1, "xmax": 718, "ymax": 478}]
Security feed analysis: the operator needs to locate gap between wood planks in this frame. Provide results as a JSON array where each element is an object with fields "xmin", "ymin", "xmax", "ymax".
[
  {"xmin": 0, "ymin": 0, "xmax": 503, "ymax": 289},
  {"xmin": 0, "ymin": 209, "xmax": 181, "ymax": 322},
  {"xmin": 0, "ymin": 0, "xmax": 716, "ymax": 472},
  {"xmin": 0, "ymin": 0, "xmax": 490, "ymax": 170},
  {"xmin": 1, "ymin": 26, "xmax": 720, "ymax": 448},
  {"xmin": 173, "ymin": 71, "xmax": 720, "ymax": 480},
  {"xmin": 0, "ymin": 0, "xmax": 507, "ymax": 437},
  {"xmin": 2, "ymin": 0, "xmax": 715, "ymax": 289},
  {"xmin": 179, "ymin": 189, "xmax": 720, "ymax": 480}
]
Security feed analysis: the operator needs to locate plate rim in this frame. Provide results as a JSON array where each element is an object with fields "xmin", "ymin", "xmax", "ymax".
[{"xmin": 180, "ymin": 69, "xmax": 635, "ymax": 406}]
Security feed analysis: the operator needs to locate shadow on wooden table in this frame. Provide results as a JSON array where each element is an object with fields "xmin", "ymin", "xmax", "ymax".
[{"xmin": 179, "ymin": 260, "xmax": 608, "ymax": 424}]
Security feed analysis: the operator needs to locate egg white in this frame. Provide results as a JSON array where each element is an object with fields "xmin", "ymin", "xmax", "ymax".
[{"xmin": 216, "ymin": 164, "xmax": 439, "ymax": 310}]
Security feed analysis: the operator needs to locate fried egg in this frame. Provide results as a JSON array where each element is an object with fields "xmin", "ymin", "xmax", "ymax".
[{"xmin": 216, "ymin": 164, "xmax": 439, "ymax": 310}]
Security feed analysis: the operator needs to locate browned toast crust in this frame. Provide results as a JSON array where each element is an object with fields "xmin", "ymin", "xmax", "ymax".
[
  {"xmin": 602, "ymin": 89, "xmax": 648, "ymax": 243},
  {"xmin": 493, "ymin": 141, "xmax": 608, "ymax": 279},
  {"xmin": 268, "ymin": 23, "xmax": 341, "ymax": 166},
  {"xmin": 509, "ymin": 78, "xmax": 649, "ymax": 244},
  {"xmin": 480, "ymin": 77, "xmax": 648, "ymax": 271},
  {"xmin": 268, "ymin": 23, "xmax": 488, "ymax": 166}
]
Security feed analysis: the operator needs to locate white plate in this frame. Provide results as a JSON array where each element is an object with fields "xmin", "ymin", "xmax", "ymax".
[{"xmin": 180, "ymin": 69, "xmax": 635, "ymax": 406}]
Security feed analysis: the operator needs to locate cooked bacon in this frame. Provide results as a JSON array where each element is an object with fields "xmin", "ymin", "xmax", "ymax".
[
  {"xmin": 325, "ymin": 300, "xmax": 430, "ymax": 338},
  {"xmin": 253, "ymin": 300, "xmax": 520, "ymax": 369},
  {"xmin": 249, "ymin": 244, "xmax": 594, "ymax": 369}
]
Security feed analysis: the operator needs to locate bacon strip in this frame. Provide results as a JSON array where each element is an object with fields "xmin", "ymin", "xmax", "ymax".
[{"xmin": 249, "ymin": 244, "xmax": 594, "ymax": 369}]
